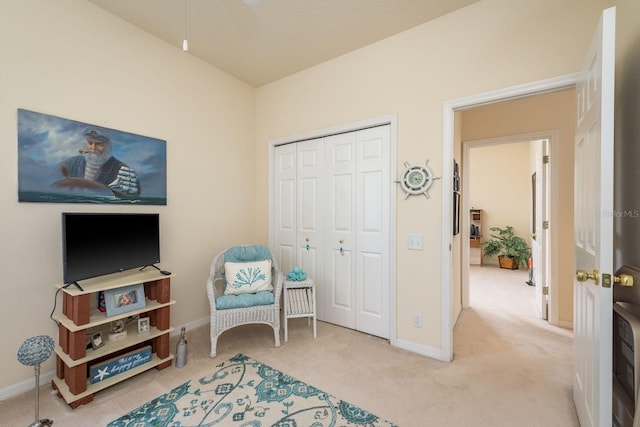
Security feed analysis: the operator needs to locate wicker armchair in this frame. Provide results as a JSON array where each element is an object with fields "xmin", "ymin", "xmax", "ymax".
[{"xmin": 206, "ymin": 245, "xmax": 283, "ymax": 357}]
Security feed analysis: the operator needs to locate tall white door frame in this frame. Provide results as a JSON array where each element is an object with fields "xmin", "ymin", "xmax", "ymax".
[
  {"xmin": 460, "ymin": 132, "xmax": 557, "ymax": 320},
  {"xmin": 268, "ymin": 114, "xmax": 398, "ymax": 345},
  {"xmin": 442, "ymin": 74, "xmax": 579, "ymax": 362},
  {"xmin": 533, "ymin": 138, "xmax": 551, "ymax": 320}
]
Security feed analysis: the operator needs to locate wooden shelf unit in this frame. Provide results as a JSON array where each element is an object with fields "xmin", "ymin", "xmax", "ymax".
[{"xmin": 52, "ymin": 269, "xmax": 175, "ymax": 408}]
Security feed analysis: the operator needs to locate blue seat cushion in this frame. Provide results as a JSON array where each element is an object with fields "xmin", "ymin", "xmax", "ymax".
[{"xmin": 215, "ymin": 290, "xmax": 275, "ymax": 310}]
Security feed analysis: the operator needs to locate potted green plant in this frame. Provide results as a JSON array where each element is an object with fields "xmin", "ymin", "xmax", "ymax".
[{"xmin": 481, "ymin": 226, "xmax": 531, "ymax": 270}]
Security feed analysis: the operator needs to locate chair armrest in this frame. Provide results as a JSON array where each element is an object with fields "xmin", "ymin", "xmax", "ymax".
[
  {"xmin": 272, "ymin": 268, "xmax": 284, "ymax": 307},
  {"xmin": 206, "ymin": 275, "xmax": 224, "ymax": 312}
]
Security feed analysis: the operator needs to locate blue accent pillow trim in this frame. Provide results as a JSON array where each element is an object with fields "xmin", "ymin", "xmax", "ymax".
[{"xmin": 215, "ymin": 291, "xmax": 275, "ymax": 310}]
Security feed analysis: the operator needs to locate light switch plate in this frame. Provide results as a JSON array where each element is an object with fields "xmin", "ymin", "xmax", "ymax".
[{"xmin": 408, "ymin": 234, "xmax": 423, "ymax": 250}]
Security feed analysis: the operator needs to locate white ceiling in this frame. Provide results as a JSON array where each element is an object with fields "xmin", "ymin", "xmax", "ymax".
[{"xmin": 88, "ymin": 0, "xmax": 479, "ymax": 87}]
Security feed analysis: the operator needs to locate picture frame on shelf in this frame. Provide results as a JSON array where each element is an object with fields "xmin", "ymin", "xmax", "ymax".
[
  {"xmin": 138, "ymin": 317, "xmax": 150, "ymax": 334},
  {"xmin": 110, "ymin": 320, "xmax": 125, "ymax": 334},
  {"xmin": 91, "ymin": 331, "xmax": 104, "ymax": 350},
  {"xmin": 104, "ymin": 283, "xmax": 146, "ymax": 317},
  {"xmin": 108, "ymin": 319, "xmax": 127, "ymax": 341}
]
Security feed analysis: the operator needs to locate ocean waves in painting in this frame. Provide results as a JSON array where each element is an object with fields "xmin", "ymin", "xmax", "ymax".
[{"xmin": 19, "ymin": 191, "xmax": 166, "ymax": 205}]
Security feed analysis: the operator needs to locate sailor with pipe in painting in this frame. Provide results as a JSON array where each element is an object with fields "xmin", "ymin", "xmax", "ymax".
[{"xmin": 54, "ymin": 128, "xmax": 141, "ymax": 199}]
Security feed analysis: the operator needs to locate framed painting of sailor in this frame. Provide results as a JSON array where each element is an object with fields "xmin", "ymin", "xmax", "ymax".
[{"xmin": 17, "ymin": 109, "xmax": 167, "ymax": 205}]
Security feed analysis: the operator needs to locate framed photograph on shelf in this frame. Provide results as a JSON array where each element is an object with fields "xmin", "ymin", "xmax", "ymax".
[
  {"xmin": 104, "ymin": 284, "xmax": 146, "ymax": 317},
  {"xmin": 91, "ymin": 331, "xmax": 104, "ymax": 350},
  {"xmin": 138, "ymin": 317, "xmax": 150, "ymax": 334},
  {"xmin": 110, "ymin": 320, "xmax": 125, "ymax": 334}
]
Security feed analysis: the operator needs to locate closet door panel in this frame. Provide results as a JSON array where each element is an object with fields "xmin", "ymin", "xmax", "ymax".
[
  {"xmin": 330, "ymin": 249, "xmax": 354, "ymax": 307},
  {"xmin": 361, "ymin": 171, "xmax": 383, "ymax": 231},
  {"xmin": 355, "ymin": 126, "xmax": 390, "ymax": 338},
  {"xmin": 274, "ymin": 144, "xmax": 297, "ymax": 274},
  {"xmin": 360, "ymin": 252, "xmax": 383, "ymax": 315},
  {"xmin": 332, "ymin": 174, "xmax": 353, "ymax": 231},
  {"xmin": 323, "ymin": 133, "xmax": 357, "ymax": 327},
  {"xmin": 296, "ymin": 139, "xmax": 325, "ymax": 317}
]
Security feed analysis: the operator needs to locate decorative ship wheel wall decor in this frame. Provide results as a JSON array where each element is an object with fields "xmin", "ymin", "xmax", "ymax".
[{"xmin": 396, "ymin": 160, "xmax": 440, "ymax": 199}]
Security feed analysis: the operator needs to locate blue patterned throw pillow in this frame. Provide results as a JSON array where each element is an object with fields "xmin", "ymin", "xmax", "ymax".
[{"xmin": 224, "ymin": 260, "xmax": 272, "ymax": 295}]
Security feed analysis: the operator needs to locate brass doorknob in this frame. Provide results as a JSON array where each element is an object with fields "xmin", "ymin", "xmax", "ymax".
[
  {"xmin": 615, "ymin": 274, "xmax": 634, "ymax": 287},
  {"xmin": 576, "ymin": 269, "xmax": 599, "ymax": 283}
]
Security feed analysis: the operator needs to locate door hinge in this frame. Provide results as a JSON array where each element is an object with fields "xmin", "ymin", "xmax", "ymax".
[
  {"xmin": 543, "ymin": 155, "xmax": 550, "ymax": 164},
  {"xmin": 542, "ymin": 286, "xmax": 549, "ymax": 295},
  {"xmin": 543, "ymin": 221, "xmax": 549, "ymax": 229}
]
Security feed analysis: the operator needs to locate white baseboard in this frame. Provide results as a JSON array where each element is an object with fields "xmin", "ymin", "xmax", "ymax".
[
  {"xmin": 0, "ymin": 316, "xmax": 211, "ymax": 402},
  {"xmin": 552, "ymin": 319, "xmax": 573, "ymax": 330},
  {"xmin": 394, "ymin": 338, "xmax": 449, "ymax": 362},
  {"xmin": 179, "ymin": 316, "xmax": 210, "ymax": 335},
  {"xmin": 0, "ymin": 370, "xmax": 56, "ymax": 402}
]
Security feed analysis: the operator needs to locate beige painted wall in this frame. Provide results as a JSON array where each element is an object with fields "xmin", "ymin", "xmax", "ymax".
[
  {"xmin": 468, "ymin": 141, "xmax": 532, "ymax": 266},
  {"xmin": 0, "ymin": 0, "xmax": 256, "ymax": 392},
  {"xmin": 256, "ymin": 0, "xmax": 602, "ymax": 352},
  {"xmin": 461, "ymin": 89, "xmax": 576, "ymax": 325}
]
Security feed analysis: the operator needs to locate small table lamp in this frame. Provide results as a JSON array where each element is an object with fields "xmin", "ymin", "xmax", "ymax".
[{"xmin": 17, "ymin": 335, "xmax": 55, "ymax": 427}]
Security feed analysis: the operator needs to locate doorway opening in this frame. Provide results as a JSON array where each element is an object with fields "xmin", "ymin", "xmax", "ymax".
[
  {"xmin": 441, "ymin": 74, "xmax": 579, "ymax": 362},
  {"xmin": 462, "ymin": 135, "xmax": 553, "ymax": 321}
]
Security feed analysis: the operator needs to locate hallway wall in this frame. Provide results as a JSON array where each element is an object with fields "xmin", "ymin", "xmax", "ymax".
[
  {"xmin": 461, "ymin": 89, "xmax": 575, "ymax": 326},
  {"xmin": 468, "ymin": 140, "xmax": 532, "ymax": 261}
]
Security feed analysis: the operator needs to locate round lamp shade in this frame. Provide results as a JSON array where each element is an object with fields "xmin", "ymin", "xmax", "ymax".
[{"xmin": 17, "ymin": 336, "xmax": 55, "ymax": 367}]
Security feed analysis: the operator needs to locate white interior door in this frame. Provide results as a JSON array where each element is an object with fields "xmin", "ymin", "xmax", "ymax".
[
  {"xmin": 273, "ymin": 143, "xmax": 297, "ymax": 274},
  {"xmin": 323, "ymin": 132, "xmax": 357, "ymax": 329},
  {"xmin": 532, "ymin": 139, "xmax": 549, "ymax": 319},
  {"xmin": 355, "ymin": 126, "xmax": 391, "ymax": 338},
  {"xmin": 296, "ymin": 138, "xmax": 325, "ymax": 316},
  {"xmin": 274, "ymin": 139, "xmax": 325, "ymax": 295},
  {"xmin": 573, "ymin": 7, "xmax": 616, "ymax": 427}
]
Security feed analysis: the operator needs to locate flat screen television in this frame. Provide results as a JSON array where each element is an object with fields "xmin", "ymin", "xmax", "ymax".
[{"xmin": 62, "ymin": 213, "xmax": 160, "ymax": 285}]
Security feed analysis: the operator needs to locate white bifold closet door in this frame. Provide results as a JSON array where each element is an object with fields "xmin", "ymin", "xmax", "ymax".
[{"xmin": 273, "ymin": 125, "xmax": 390, "ymax": 339}]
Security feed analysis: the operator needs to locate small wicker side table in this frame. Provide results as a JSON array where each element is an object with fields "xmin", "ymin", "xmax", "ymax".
[{"xmin": 283, "ymin": 278, "xmax": 316, "ymax": 342}]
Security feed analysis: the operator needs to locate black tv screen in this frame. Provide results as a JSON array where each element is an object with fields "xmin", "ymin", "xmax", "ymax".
[{"xmin": 62, "ymin": 213, "xmax": 160, "ymax": 284}]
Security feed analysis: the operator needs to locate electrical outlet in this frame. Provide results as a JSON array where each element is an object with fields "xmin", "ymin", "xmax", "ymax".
[{"xmin": 412, "ymin": 313, "xmax": 423, "ymax": 328}]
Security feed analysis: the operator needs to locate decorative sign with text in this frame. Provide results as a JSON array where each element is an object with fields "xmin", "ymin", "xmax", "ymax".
[{"xmin": 90, "ymin": 346, "xmax": 152, "ymax": 384}]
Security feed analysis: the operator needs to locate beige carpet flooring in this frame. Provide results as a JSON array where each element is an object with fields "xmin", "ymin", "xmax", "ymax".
[{"xmin": 1, "ymin": 265, "xmax": 578, "ymax": 426}]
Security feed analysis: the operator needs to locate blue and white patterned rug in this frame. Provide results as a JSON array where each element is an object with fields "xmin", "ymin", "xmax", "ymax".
[{"xmin": 107, "ymin": 353, "xmax": 397, "ymax": 426}]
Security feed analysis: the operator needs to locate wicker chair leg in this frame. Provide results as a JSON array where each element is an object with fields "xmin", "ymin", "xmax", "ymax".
[
  {"xmin": 210, "ymin": 335, "xmax": 218, "ymax": 358},
  {"xmin": 273, "ymin": 327, "xmax": 281, "ymax": 348}
]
